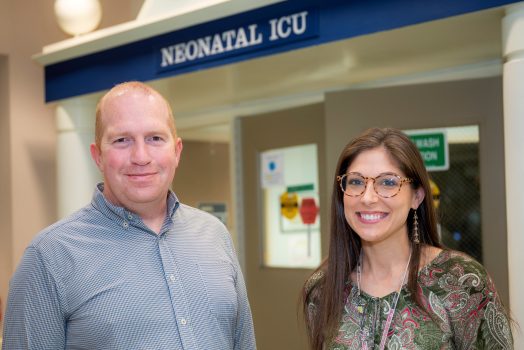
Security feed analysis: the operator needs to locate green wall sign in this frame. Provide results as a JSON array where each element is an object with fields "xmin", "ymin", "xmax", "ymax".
[{"xmin": 407, "ymin": 130, "xmax": 449, "ymax": 171}]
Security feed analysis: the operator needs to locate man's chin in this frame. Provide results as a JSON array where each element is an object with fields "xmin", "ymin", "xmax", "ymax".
[{"xmin": 125, "ymin": 189, "xmax": 167, "ymax": 204}]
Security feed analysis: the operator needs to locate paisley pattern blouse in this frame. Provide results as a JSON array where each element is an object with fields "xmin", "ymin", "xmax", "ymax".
[{"xmin": 307, "ymin": 250, "xmax": 513, "ymax": 349}]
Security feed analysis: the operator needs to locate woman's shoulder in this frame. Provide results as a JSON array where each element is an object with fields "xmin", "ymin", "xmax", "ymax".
[
  {"xmin": 427, "ymin": 249, "xmax": 488, "ymax": 275},
  {"xmin": 420, "ymin": 248, "xmax": 495, "ymax": 296},
  {"xmin": 304, "ymin": 268, "xmax": 330, "ymax": 311},
  {"xmin": 305, "ymin": 269, "xmax": 325, "ymax": 297},
  {"xmin": 420, "ymin": 250, "xmax": 513, "ymax": 348}
]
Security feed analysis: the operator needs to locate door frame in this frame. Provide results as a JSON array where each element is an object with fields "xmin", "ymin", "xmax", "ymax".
[{"xmin": 235, "ymin": 103, "xmax": 328, "ymax": 349}]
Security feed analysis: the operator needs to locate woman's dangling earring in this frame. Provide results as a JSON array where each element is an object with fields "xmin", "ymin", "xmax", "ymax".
[{"xmin": 413, "ymin": 210, "xmax": 420, "ymax": 244}]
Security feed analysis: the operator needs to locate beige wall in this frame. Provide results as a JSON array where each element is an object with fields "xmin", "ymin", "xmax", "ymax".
[
  {"xmin": 1, "ymin": 0, "xmax": 8, "ymax": 331},
  {"xmin": 0, "ymin": 0, "xmax": 62, "ymax": 332},
  {"xmin": 0, "ymin": 0, "xmax": 143, "ymax": 333},
  {"xmin": 0, "ymin": 2, "xmax": 8, "ymax": 54},
  {"xmin": 0, "ymin": 54, "xmax": 11, "ymax": 329},
  {"xmin": 173, "ymin": 140, "xmax": 232, "ymax": 228}
]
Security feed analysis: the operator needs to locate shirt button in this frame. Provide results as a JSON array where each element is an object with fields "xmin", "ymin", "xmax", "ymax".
[
  {"xmin": 123, "ymin": 221, "xmax": 129, "ymax": 228},
  {"xmin": 180, "ymin": 318, "xmax": 187, "ymax": 325},
  {"xmin": 169, "ymin": 275, "xmax": 176, "ymax": 282},
  {"xmin": 127, "ymin": 214, "xmax": 133, "ymax": 220}
]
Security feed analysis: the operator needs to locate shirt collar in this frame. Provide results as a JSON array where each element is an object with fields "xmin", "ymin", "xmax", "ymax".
[{"xmin": 92, "ymin": 182, "xmax": 180, "ymax": 223}]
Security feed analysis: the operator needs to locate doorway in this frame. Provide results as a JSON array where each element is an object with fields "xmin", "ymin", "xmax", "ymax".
[{"xmin": 237, "ymin": 103, "xmax": 327, "ymax": 349}]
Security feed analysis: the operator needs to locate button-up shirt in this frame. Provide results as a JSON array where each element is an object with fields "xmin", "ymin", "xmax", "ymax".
[{"xmin": 2, "ymin": 184, "xmax": 256, "ymax": 350}]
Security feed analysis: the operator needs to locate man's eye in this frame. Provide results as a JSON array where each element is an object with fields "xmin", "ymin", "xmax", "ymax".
[
  {"xmin": 114, "ymin": 137, "xmax": 128, "ymax": 143},
  {"xmin": 147, "ymin": 136, "xmax": 164, "ymax": 142}
]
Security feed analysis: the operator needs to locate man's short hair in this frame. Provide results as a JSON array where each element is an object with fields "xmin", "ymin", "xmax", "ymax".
[{"xmin": 94, "ymin": 81, "xmax": 177, "ymax": 147}]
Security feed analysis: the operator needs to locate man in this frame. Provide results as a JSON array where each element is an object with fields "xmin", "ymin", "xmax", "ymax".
[{"xmin": 2, "ymin": 82, "xmax": 256, "ymax": 349}]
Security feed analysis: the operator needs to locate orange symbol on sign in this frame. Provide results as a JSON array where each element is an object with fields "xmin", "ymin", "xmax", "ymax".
[{"xmin": 280, "ymin": 192, "xmax": 299, "ymax": 219}]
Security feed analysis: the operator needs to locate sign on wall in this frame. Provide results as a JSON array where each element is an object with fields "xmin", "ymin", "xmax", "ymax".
[
  {"xmin": 260, "ymin": 144, "xmax": 320, "ymax": 268},
  {"xmin": 157, "ymin": 10, "xmax": 318, "ymax": 73},
  {"xmin": 406, "ymin": 129, "xmax": 449, "ymax": 171}
]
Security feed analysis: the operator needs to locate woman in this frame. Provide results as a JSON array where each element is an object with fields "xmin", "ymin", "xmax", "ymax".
[{"xmin": 302, "ymin": 128, "xmax": 513, "ymax": 349}]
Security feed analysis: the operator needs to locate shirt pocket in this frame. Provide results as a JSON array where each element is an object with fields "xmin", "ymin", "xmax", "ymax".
[{"xmin": 196, "ymin": 260, "xmax": 238, "ymax": 321}]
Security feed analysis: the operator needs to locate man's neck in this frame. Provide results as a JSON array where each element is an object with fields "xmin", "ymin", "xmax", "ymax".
[
  {"xmin": 102, "ymin": 190, "xmax": 169, "ymax": 234},
  {"xmin": 131, "ymin": 201, "xmax": 168, "ymax": 234}
]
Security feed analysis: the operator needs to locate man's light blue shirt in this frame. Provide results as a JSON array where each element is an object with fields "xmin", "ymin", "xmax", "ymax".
[{"xmin": 2, "ymin": 184, "xmax": 256, "ymax": 349}]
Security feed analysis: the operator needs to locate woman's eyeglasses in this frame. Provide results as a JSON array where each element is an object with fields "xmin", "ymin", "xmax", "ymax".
[{"xmin": 336, "ymin": 172, "xmax": 413, "ymax": 198}]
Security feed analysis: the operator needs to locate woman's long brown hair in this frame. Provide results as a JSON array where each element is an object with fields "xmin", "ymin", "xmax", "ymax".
[{"xmin": 301, "ymin": 128, "xmax": 441, "ymax": 349}]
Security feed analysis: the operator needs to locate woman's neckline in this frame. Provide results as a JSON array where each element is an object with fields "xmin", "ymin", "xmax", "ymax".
[{"xmin": 352, "ymin": 248, "xmax": 446, "ymax": 300}]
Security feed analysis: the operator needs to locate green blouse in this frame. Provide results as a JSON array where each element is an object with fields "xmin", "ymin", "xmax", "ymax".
[{"xmin": 307, "ymin": 250, "xmax": 513, "ymax": 349}]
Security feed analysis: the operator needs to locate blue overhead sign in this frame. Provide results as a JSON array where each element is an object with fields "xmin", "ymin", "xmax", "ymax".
[
  {"xmin": 157, "ymin": 10, "xmax": 317, "ymax": 73},
  {"xmin": 43, "ymin": 0, "xmax": 521, "ymax": 102}
]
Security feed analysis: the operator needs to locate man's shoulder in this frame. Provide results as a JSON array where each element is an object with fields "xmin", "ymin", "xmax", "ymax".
[
  {"xmin": 30, "ymin": 204, "xmax": 99, "ymax": 249},
  {"xmin": 172, "ymin": 203, "xmax": 233, "ymax": 248},
  {"xmin": 175, "ymin": 203, "xmax": 227, "ymax": 228}
]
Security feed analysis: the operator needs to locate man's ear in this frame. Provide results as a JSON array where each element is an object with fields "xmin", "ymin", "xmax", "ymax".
[
  {"xmin": 90, "ymin": 143, "xmax": 103, "ymax": 172},
  {"xmin": 412, "ymin": 186, "xmax": 425, "ymax": 209},
  {"xmin": 174, "ymin": 137, "xmax": 183, "ymax": 167}
]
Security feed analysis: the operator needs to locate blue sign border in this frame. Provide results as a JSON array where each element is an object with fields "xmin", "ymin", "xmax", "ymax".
[{"xmin": 44, "ymin": 0, "xmax": 519, "ymax": 102}]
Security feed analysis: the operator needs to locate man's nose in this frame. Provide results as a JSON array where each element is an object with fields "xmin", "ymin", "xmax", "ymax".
[{"xmin": 131, "ymin": 141, "xmax": 151, "ymax": 165}]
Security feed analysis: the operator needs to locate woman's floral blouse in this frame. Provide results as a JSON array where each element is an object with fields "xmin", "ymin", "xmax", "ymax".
[{"xmin": 307, "ymin": 250, "xmax": 513, "ymax": 349}]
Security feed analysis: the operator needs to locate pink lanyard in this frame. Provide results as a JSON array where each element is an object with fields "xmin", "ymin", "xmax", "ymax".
[{"xmin": 358, "ymin": 249, "xmax": 411, "ymax": 350}]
